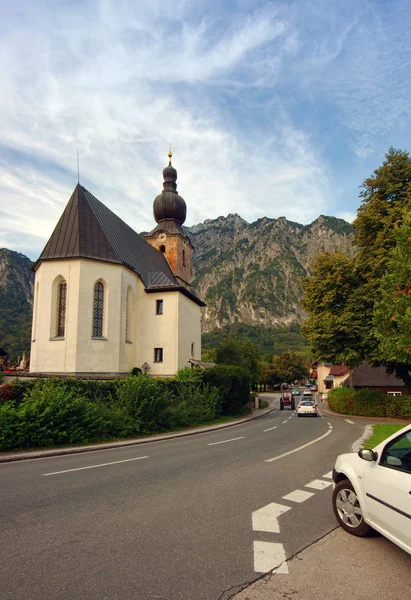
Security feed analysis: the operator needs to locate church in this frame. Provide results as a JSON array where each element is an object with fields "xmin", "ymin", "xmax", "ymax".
[{"xmin": 30, "ymin": 151, "xmax": 205, "ymax": 376}]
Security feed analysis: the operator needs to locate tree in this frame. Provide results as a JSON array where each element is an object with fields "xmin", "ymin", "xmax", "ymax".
[
  {"xmin": 215, "ymin": 338, "xmax": 262, "ymax": 385},
  {"xmin": 302, "ymin": 252, "xmax": 365, "ymax": 369},
  {"xmin": 302, "ymin": 148, "xmax": 411, "ymax": 391},
  {"xmin": 373, "ymin": 213, "xmax": 411, "ymax": 389},
  {"xmin": 271, "ymin": 352, "xmax": 309, "ymax": 383}
]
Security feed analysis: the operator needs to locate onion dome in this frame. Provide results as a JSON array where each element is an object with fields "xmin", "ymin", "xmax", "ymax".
[{"xmin": 153, "ymin": 150, "xmax": 187, "ymax": 225}]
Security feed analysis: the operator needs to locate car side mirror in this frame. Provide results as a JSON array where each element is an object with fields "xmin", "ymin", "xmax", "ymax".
[{"xmin": 358, "ymin": 448, "xmax": 378, "ymax": 462}]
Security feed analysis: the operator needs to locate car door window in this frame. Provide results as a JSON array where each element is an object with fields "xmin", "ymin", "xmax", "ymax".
[{"xmin": 379, "ymin": 431, "xmax": 411, "ymax": 474}]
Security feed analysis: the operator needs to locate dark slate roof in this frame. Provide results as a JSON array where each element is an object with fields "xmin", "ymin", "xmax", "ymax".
[
  {"xmin": 351, "ymin": 364, "xmax": 405, "ymax": 387},
  {"xmin": 35, "ymin": 184, "xmax": 204, "ymax": 305}
]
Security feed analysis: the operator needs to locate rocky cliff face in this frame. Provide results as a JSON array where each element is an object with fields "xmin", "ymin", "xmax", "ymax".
[
  {"xmin": 185, "ymin": 214, "xmax": 355, "ymax": 332},
  {"xmin": 0, "ymin": 249, "xmax": 35, "ymax": 361}
]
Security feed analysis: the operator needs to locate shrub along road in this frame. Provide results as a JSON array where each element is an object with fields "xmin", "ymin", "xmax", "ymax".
[{"xmin": 1, "ymin": 393, "xmax": 410, "ymax": 600}]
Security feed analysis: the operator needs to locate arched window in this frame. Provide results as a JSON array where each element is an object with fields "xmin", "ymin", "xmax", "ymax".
[
  {"xmin": 93, "ymin": 281, "xmax": 104, "ymax": 337},
  {"xmin": 160, "ymin": 244, "xmax": 166, "ymax": 253},
  {"xmin": 125, "ymin": 286, "xmax": 133, "ymax": 343},
  {"xmin": 56, "ymin": 280, "xmax": 67, "ymax": 337}
]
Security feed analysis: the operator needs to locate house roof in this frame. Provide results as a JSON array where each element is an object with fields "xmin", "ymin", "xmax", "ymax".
[
  {"xmin": 329, "ymin": 364, "xmax": 349, "ymax": 376},
  {"xmin": 35, "ymin": 184, "xmax": 205, "ymax": 306},
  {"xmin": 188, "ymin": 359, "xmax": 217, "ymax": 370},
  {"xmin": 351, "ymin": 364, "xmax": 405, "ymax": 387}
]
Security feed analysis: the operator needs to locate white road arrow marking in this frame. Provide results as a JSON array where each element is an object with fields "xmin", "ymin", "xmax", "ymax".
[
  {"xmin": 252, "ymin": 502, "xmax": 291, "ymax": 533},
  {"xmin": 253, "ymin": 541, "xmax": 287, "ymax": 573}
]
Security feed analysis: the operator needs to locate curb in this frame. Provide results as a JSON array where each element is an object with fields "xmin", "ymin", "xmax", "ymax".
[
  {"xmin": 351, "ymin": 424, "xmax": 374, "ymax": 452},
  {"xmin": 0, "ymin": 403, "xmax": 278, "ymax": 463}
]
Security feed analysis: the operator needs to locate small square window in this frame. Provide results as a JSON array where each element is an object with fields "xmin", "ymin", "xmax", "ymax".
[
  {"xmin": 154, "ymin": 348, "xmax": 163, "ymax": 363},
  {"xmin": 156, "ymin": 299, "xmax": 163, "ymax": 315}
]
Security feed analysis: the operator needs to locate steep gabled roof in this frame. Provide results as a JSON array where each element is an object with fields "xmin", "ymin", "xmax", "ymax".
[
  {"xmin": 34, "ymin": 184, "xmax": 205, "ymax": 306},
  {"xmin": 351, "ymin": 364, "xmax": 405, "ymax": 387}
]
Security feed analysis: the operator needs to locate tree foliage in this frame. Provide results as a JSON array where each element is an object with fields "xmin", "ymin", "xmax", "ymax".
[
  {"xmin": 373, "ymin": 213, "xmax": 411, "ymax": 379},
  {"xmin": 215, "ymin": 337, "xmax": 262, "ymax": 384},
  {"xmin": 302, "ymin": 148, "xmax": 411, "ymax": 389},
  {"xmin": 270, "ymin": 352, "xmax": 309, "ymax": 383}
]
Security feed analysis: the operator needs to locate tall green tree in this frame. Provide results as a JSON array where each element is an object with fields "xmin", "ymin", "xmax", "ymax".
[
  {"xmin": 302, "ymin": 252, "xmax": 365, "ymax": 368},
  {"xmin": 303, "ymin": 148, "xmax": 411, "ymax": 391},
  {"xmin": 373, "ymin": 213, "xmax": 411, "ymax": 389}
]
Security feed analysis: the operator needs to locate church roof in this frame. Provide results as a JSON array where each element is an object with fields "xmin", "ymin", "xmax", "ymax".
[{"xmin": 35, "ymin": 184, "xmax": 204, "ymax": 305}]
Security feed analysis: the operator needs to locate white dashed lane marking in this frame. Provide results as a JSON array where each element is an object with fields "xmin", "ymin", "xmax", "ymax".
[
  {"xmin": 282, "ymin": 420, "xmax": 288, "ymax": 424},
  {"xmin": 263, "ymin": 426, "xmax": 278, "ymax": 432},
  {"xmin": 282, "ymin": 489, "xmax": 315, "ymax": 503},
  {"xmin": 305, "ymin": 479, "xmax": 333, "ymax": 490},
  {"xmin": 207, "ymin": 436, "xmax": 244, "ymax": 446},
  {"xmin": 345, "ymin": 419, "xmax": 355, "ymax": 424}
]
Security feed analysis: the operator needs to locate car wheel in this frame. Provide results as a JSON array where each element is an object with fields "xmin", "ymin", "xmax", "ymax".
[{"xmin": 332, "ymin": 480, "xmax": 372, "ymax": 537}]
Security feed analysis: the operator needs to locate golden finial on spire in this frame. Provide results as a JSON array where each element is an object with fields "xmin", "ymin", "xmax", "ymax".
[{"xmin": 168, "ymin": 144, "xmax": 172, "ymax": 163}]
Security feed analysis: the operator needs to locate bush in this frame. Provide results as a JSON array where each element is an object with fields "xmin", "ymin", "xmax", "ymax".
[
  {"xmin": 117, "ymin": 376, "xmax": 173, "ymax": 434},
  {"xmin": 0, "ymin": 383, "xmax": 16, "ymax": 403},
  {"xmin": 203, "ymin": 365, "xmax": 250, "ymax": 415},
  {"xmin": 131, "ymin": 367, "xmax": 142, "ymax": 376},
  {"xmin": 175, "ymin": 366, "xmax": 205, "ymax": 382},
  {"xmin": 164, "ymin": 382, "xmax": 220, "ymax": 429},
  {"xmin": 328, "ymin": 387, "xmax": 411, "ymax": 419},
  {"xmin": 0, "ymin": 379, "xmax": 129, "ymax": 450}
]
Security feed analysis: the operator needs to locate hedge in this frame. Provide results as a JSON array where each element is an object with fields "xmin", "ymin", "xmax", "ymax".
[
  {"xmin": 328, "ymin": 387, "xmax": 411, "ymax": 419},
  {"xmin": 0, "ymin": 374, "xmax": 223, "ymax": 451}
]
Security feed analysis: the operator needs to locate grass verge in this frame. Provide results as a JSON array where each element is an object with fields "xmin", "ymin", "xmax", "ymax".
[{"xmin": 363, "ymin": 424, "xmax": 406, "ymax": 449}]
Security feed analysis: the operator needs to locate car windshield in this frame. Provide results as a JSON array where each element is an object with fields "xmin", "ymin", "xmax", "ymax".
[{"xmin": 300, "ymin": 401, "xmax": 314, "ymax": 406}]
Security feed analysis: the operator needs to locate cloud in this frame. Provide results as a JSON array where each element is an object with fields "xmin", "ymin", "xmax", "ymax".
[{"xmin": 1, "ymin": 0, "xmax": 411, "ymax": 261}]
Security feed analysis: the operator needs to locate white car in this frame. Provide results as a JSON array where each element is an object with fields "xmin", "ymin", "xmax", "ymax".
[
  {"xmin": 296, "ymin": 400, "xmax": 318, "ymax": 417},
  {"xmin": 302, "ymin": 389, "xmax": 312, "ymax": 397},
  {"xmin": 332, "ymin": 424, "xmax": 411, "ymax": 555}
]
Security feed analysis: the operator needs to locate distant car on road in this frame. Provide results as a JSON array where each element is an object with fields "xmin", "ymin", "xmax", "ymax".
[
  {"xmin": 296, "ymin": 400, "xmax": 318, "ymax": 417},
  {"xmin": 332, "ymin": 424, "xmax": 411, "ymax": 555},
  {"xmin": 302, "ymin": 389, "xmax": 312, "ymax": 397},
  {"xmin": 280, "ymin": 389, "xmax": 295, "ymax": 410},
  {"xmin": 311, "ymin": 384, "xmax": 318, "ymax": 392},
  {"xmin": 291, "ymin": 387, "xmax": 300, "ymax": 397}
]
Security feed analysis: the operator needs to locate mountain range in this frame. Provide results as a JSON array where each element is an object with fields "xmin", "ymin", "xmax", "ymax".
[{"xmin": 0, "ymin": 214, "xmax": 354, "ymax": 361}]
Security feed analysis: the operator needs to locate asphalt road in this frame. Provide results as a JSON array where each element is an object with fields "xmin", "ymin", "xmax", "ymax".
[{"xmin": 1, "ymin": 393, "xmax": 408, "ymax": 599}]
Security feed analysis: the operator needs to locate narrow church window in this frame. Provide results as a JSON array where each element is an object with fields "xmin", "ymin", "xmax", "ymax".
[
  {"xmin": 156, "ymin": 299, "xmax": 163, "ymax": 315},
  {"xmin": 56, "ymin": 281, "xmax": 67, "ymax": 337},
  {"xmin": 191, "ymin": 342, "xmax": 195, "ymax": 357},
  {"xmin": 126, "ymin": 286, "xmax": 132, "ymax": 342},
  {"xmin": 160, "ymin": 245, "xmax": 166, "ymax": 253},
  {"xmin": 93, "ymin": 281, "xmax": 104, "ymax": 337},
  {"xmin": 154, "ymin": 348, "xmax": 163, "ymax": 362}
]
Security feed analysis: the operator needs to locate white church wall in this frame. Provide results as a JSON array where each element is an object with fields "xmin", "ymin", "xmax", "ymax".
[
  {"xmin": 177, "ymin": 294, "xmax": 202, "ymax": 370},
  {"xmin": 137, "ymin": 291, "xmax": 179, "ymax": 376},
  {"xmin": 30, "ymin": 261, "xmax": 81, "ymax": 372},
  {"xmin": 75, "ymin": 260, "xmax": 124, "ymax": 372},
  {"xmin": 118, "ymin": 269, "xmax": 140, "ymax": 373}
]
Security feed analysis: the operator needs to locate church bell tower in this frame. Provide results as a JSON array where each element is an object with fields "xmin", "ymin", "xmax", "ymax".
[{"xmin": 145, "ymin": 151, "xmax": 193, "ymax": 288}]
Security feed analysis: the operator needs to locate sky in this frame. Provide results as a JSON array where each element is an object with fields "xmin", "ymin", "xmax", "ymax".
[{"xmin": 1, "ymin": 0, "xmax": 411, "ymax": 261}]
